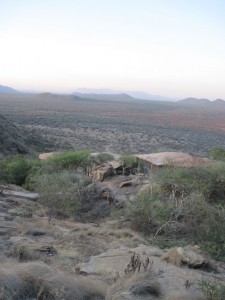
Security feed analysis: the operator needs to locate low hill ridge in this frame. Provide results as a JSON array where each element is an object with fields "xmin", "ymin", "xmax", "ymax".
[
  {"xmin": 72, "ymin": 92, "xmax": 134, "ymax": 101},
  {"xmin": 179, "ymin": 97, "xmax": 225, "ymax": 105},
  {"xmin": 0, "ymin": 84, "xmax": 19, "ymax": 94}
]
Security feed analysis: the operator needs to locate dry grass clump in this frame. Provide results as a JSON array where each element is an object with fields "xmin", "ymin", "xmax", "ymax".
[
  {"xmin": 106, "ymin": 271, "xmax": 161, "ymax": 300},
  {"xmin": 97, "ymin": 227, "xmax": 146, "ymax": 244},
  {"xmin": 0, "ymin": 262, "xmax": 106, "ymax": 300},
  {"xmin": 106, "ymin": 253, "xmax": 161, "ymax": 300},
  {"xmin": 68, "ymin": 223, "xmax": 145, "ymax": 245},
  {"xmin": 10, "ymin": 243, "xmax": 40, "ymax": 261}
]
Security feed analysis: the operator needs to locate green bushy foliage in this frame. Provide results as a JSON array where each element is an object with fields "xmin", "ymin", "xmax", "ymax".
[
  {"xmin": 209, "ymin": 147, "xmax": 225, "ymax": 162},
  {"xmin": 25, "ymin": 150, "xmax": 95, "ymax": 190},
  {"xmin": 0, "ymin": 155, "xmax": 38, "ymax": 186},
  {"xmin": 35, "ymin": 171, "xmax": 83, "ymax": 222},
  {"xmin": 126, "ymin": 187, "xmax": 168, "ymax": 234},
  {"xmin": 119, "ymin": 155, "xmax": 138, "ymax": 174},
  {"xmin": 126, "ymin": 163, "xmax": 225, "ymax": 261},
  {"xmin": 45, "ymin": 150, "xmax": 91, "ymax": 170},
  {"xmin": 0, "ymin": 150, "xmax": 92, "ymax": 189},
  {"xmin": 158, "ymin": 162, "xmax": 225, "ymax": 204}
]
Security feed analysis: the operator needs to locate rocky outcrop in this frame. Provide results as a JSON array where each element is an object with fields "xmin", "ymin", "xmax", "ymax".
[
  {"xmin": 1, "ymin": 189, "xmax": 39, "ymax": 201},
  {"xmin": 93, "ymin": 165, "xmax": 116, "ymax": 181},
  {"xmin": 161, "ymin": 245, "xmax": 212, "ymax": 269}
]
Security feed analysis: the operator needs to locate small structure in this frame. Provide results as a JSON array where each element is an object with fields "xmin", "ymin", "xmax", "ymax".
[{"xmin": 135, "ymin": 152, "xmax": 212, "ymax": 176}]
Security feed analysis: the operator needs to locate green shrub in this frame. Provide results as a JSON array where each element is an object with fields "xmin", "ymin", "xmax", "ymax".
[
  {"xmin": 35, "ymin": 171, "xmax": 84, "ymax": 223},
  {"xmin": 0, "ymin": 155, "xmax": 37, "ymax": 186},
  {"xmin": 44, "ymin": 150, "xmax": 91, "ymax": 172},
  {"xmin": 23, "ymin": 160, "xmax": 42, "ymax": 190},
  {"xmin": 126, "ymin": 188, "xmax": 162, "ymax": 234},
  {"xmin": 209, "ymin": 147, "xmax": 225, "ymax": 162},
  {"xmin": 158, "ymin": 162, "xmax": 225, "ymax": 204},
  {"xmin": 25, "ymin": 150, "xmax": 94, "ymax": 190},
  {"xmin": 126, "ymin": 186, "xmax": 225, "ymax": 261},
  {"xmin": 119, "ymin": 155, "xmax": 138, "ymax": 174}
]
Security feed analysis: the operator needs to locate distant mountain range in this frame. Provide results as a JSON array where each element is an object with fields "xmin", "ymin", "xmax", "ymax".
[
  {"xmin": 0, "ymin": 84, "xmax": 19, "ymax": 94},
  {"xmin": 73, "ymin": 92, "xmax": 135, "ymax": 101},
  {"xmin": 179, "ymin": 97, "xmax": 225, "ymax": 105},
  {"xmin": 1, "ymin": 84, "xmax": 225, "ymax": 105},
  {"xmin": 73, "ymin": 88, "xmax": 175, "ymax": 101}
]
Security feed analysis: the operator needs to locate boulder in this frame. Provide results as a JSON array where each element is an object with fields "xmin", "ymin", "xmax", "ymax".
[
  {"xmin": 93, "ymin": 165, "xmax": 116, "ymax": 181},
  {"xmin": 161, "ymin": 245, "xmax": 209, "ymax": 268},
  {"xmin": 119, "ymin": 180, "xmax": 133, "ymax": 188},
  {"xmin": 1, "ymin": 189, "xmax": 39, "ymax": 201}
]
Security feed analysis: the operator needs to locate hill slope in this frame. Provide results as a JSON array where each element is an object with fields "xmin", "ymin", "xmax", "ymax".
[
  {"xmin": 0, "ymin": 84, "xmax": 19, "ymax": 94},
  {"xmin": 179, "ymin": 97, "xmax": 211, "ymax": 105},
  {"xmin": 73, "ymin": 92, "xmax": 135, "ymax": 101},
  {"xmin": 0, "ymin": 114, "xmax": 33, "ymax": 157},
  {"xmin": 179, "ymin": 97, "xmax": 225, "ymax": 106}
]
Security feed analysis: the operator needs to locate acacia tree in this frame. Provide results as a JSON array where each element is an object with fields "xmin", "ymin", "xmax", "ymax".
[{"xmin": 36, "ymin": 171, "xmax": 82, "ymax": 224}]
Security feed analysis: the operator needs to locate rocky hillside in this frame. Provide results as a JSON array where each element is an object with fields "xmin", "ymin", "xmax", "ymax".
[
  {"xmin": 0, "ymin": 114, "xmax": 33, "ymax": 157},
  {"xmin": 0, "ymin": 183, "xmax": 225, "ymax": 299}
]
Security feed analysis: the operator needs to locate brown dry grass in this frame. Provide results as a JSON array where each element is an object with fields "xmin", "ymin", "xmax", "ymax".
[
  {"xmin": 106, "ymin": 271, "xmax": 161, "ymax": 300},
  {"xmin": 0, "ymin": 262, "xmax": 106, "ymax": 300}
]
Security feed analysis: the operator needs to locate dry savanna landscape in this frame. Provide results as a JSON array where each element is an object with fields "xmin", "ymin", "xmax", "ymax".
[
  {"xmin": 0, "ymin": 93, "xmax": 225, "ymax": 156},
  {"xmin": 1, "ymin": 1, "xmax": 225, "ymax": 299},
  {"xmin": 1, "ymin": 91, "xmax": 225, "ymax": 299}
]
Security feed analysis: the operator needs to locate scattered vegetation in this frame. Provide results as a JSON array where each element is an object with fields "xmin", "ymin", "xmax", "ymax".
[
  {"xmin": 90, "ymin": 152, "xmax": 114, "ymax": 165},
  {"xmin": 124, "ymin": 252, "xmax": 153, "ymax": 276},
  {"xmin": 126, "ymin": 163, "xmax": 225, "ymax": 261},
  {"xmin": 209, "ymin": 147, "xmax": 225, "ymax": 161},
  {"xmin": 158, "ymin": 163, "xmax": 225, "ymax": 203},
  {"xmin": 2, "ymin": 93, "xmax": 225, "ymax": 155},
  {"xmin": 0, "ymin": 262, "xmax": 106, "ymax": 300},
  {"xmin": 106, "ymin": 254, "xmax": 161, "ymax": 300},
  {"xmin": 35, "ymin": 171, "xmax": 83, "ymax": 223},
  {"xmin": 119, "ymin": 155, "xmax": 138, "ymax": 174},
  {"xmin": 0, "ymin": 155, "xmax": 38, "ymax": 186},
  {"xmin": 198, "ymin": 277, "xmax": 225, "ymax": 300},
  {"xmin": 45, "ymin": 149, "xmax": 91, "ymax": 171}
]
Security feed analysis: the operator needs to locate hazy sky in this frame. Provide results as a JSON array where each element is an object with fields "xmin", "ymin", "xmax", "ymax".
[{"xmin": 0, "ymin": 0, "xmax": 225, "ymax": 99}]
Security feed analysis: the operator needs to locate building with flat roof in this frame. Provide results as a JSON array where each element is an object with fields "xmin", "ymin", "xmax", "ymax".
[{"xmin": 135, "ymin": 152, "xmax": 212, "ymax": 176}]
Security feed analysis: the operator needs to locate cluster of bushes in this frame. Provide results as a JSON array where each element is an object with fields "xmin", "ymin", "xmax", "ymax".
[
  {"xmin": 159, "ymin": 162, "xmax": 225, "ymax": 203},
  {"xmin": 0, "ymin": 150, "xmax": 111, "ymax": 187},
  {"xmin": 36, "ymin": 170, "xmax": 93, "ymax": 223},
  {"xmin": 126, "ymin": 162, "xmax": 225, "ymax": 261},
  {"xmin": 0, "ymin": 155, "xmax": 39, "ymax": 186},
  {"xmin": 0, "ymin": 150, "xmax": 115, "ymax": 222}
]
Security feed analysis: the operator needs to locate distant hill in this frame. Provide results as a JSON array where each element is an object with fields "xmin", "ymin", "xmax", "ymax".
[
  {"xmin": 0, "ymin": 84, "xmax": 19, "ymax": 94},
  {"xmin": 179, "ymin": 97, "xmax": 225, "ymax": 106},
  {"xmin": 0, "ymin": 114, "xmax": 33, "ymax": 157},
  {"xmin": 73, "ymin": 88, "xmax": 174, "ymax": 101},
  {"xmin": 126, "ymin": 91, "xmax": 175, "ymax": 101},
  {"xmin": 35, "ymin": 92, "xmax": 61, "ymax": 98},
  {"xmin": 214, "ymin": 98, "xmax": 225, "ymax": 105},
  {"xmin": 72, "ymin": 92, "xmax": 135, "ymax": 101},
  {"xmin": 179, "ymin": 98, "xmax": 211, "ymax": 105}
]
